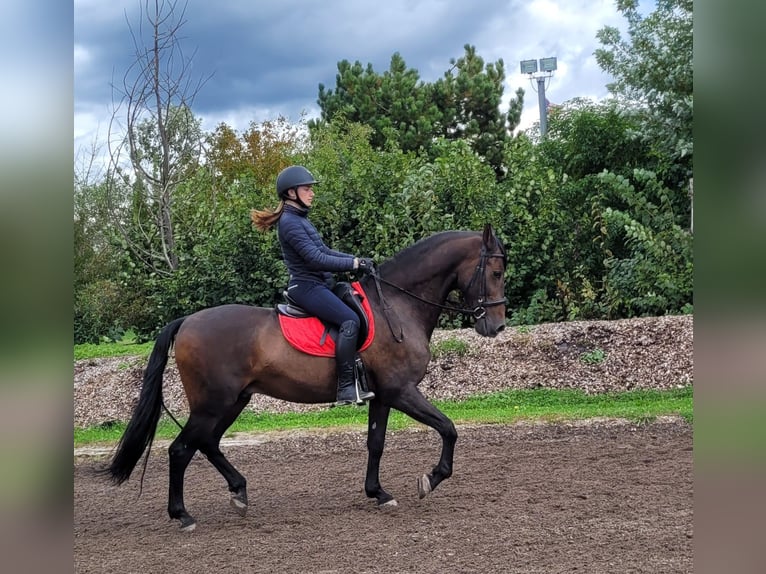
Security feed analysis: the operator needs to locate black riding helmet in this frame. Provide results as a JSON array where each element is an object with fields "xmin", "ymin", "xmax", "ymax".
[{"xmin": 276, "ymin": 165, "xmax": 319, "ymax": 200}]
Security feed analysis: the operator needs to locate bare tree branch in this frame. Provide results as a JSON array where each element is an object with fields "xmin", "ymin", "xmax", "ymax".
[{"xmin": 105, "ymin": 0, "xmax": 213, "ymax": 275}]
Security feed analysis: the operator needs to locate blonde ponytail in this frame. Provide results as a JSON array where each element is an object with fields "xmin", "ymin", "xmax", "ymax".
[{"xmin": 250, "ymin": 201, "xmax": 285, "ymax": 232}]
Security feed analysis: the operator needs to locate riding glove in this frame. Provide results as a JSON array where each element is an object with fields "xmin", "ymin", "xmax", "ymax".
[{"xmin": 357, "ymin": 257, "xmax": 376, "ymax": 274}]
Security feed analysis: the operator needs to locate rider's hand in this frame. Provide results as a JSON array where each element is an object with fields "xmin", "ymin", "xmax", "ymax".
[{"xmin": 357, "ymin": 257, "xmax": 376, "ymax": 274}]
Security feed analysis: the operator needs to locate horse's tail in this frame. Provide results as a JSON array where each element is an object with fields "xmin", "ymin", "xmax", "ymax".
[{"xmin": 105, "ymin": 316, "xmax": 186, "ymax": 485}]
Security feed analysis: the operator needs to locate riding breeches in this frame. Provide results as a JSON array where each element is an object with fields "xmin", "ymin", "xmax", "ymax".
[{"xmin": 286, "ymin": 280, "xmax": 359, "ymax": 331}]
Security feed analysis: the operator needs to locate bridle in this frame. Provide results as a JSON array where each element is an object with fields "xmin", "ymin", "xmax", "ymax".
[
  {"xmin": 461, "ymin": 245, "xmax": 509, "ymax": 319},
  {"xmin": 370, "ymin": 245, "xmax": 508, "ymax": 342}
]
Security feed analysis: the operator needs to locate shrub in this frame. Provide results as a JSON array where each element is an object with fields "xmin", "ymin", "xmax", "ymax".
[{"xmin": 74, "ymin": 280, "xmax": 127, "ymax": 344}]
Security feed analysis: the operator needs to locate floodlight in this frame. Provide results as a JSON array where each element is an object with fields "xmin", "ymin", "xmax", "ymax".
[
  {"xmin": 539, "ymin": 57, "xmax": 557, "ymax": 72},
  {"xmin": 520, "ymin": 59, "xmax": 538, "ymax": 74}
]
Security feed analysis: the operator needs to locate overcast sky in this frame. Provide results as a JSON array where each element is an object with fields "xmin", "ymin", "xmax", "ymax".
[{"xmin": 74, "ymin": 0, "xmax": 653, "ymax": 162}]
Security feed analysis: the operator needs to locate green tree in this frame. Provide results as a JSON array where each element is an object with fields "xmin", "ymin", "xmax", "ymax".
[
  {"xmin": 315, "ymin": 54, "xmax": 438, "ymax": 153},
  {"xmin": 502, "ymin": 95, "xmax": 693, "ymax": 324},
  {"xmin": 74, "ymin": 180, "xmax": 113, "ymax": 290},
  {"xmin": 313, "ymin": 45, "xmax": 523, "ymax": 177},
  {"xmin": 205, "ymin": 116, "xmax": 309, "ymax": 189},
  {"xmin": 305, "ymin": 119, "xmax": 419, "ymax": 259},
  {"xmin": 155, "ymin": 175, "xmax": 287, "ymax": 321},
  {"xmin": 594, "ymin": 169, "xmax": 693, "ymax": 316},
  {"xmin": 595, "ymin": 0, "xmax": 693, "ymax": 185},
  {"xmin": 74, "ymin": 172, "xmax": 127, "ymax": 343},
  {"xmin": 495, "ymin": 134, "xmax": 571, "ymax": 323},
  {"xmin": 431, "ymin": 45, "xmax": 520, "ymax": 178},
  {"xmin": 106, "ymin": 105, "xmax": 203, "ymax": 277},
  {"xmin": 538, "ymin": 98, "xmax": 651, "ymax": 180},
  {"xmin": 532, "ymin": 98, "xmax": 657, "ymax": 317}
]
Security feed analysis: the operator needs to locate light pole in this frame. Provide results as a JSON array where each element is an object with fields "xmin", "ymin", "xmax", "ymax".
[{"xmin": 520, "ymin": 57, "xmax": 557, "ymax": 137}]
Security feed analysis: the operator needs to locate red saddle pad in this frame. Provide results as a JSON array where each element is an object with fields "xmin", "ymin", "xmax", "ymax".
[{"xmin": 278, "ymin": 281, "xmax": 375, "ymax": 357}]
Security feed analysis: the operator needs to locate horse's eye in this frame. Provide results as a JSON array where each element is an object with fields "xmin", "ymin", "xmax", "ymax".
[{"xmin": 493, "ymin": 271, "xmax": 503, "ymax": 279}]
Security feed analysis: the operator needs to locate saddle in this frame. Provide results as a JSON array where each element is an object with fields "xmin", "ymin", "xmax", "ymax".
[{"xmin": 276, "ymin": 281, "xmax": 374, "ymax": 358}]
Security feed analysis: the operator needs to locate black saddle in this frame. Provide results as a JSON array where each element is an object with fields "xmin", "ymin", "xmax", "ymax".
[{"xmin": 277, "ymin": 282, "xmax": 370, "ymax": 349}]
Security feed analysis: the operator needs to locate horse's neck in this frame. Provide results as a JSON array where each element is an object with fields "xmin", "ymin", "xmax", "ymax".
[
  {"xmin": 372, "ymin": 232, "xmax": 481, "ymax": 337},
  {"xmin": 392, "ymin": 234, "xmax": 476, "ymax": 296},
  {"xmin": 381, "ymin": 250, "xmax": 465, "ymax": 334},
  {"xmin": 394, "ymin": 269, "xmax": 456, "ymax": 305}
]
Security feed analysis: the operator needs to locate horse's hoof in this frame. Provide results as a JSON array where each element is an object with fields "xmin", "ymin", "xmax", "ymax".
[
  {"xmin": 379, "ymin": 499, "xmax": 399, "ymax": 509},
  {"xmin": 179, "ymin": 517, "xmax": 197, "ymax": 532},
  {"xmin": 417, "ymin": 474, "xmax": 432, "ymax": 499},
  {"xmin": 230, "ymin": 495, "xmax": 248, "ymax": 517}
]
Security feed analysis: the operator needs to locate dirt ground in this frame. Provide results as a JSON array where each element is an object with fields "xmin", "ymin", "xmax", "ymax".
[{"xmin": 74, "ymin": 418, "xmax": 693, "ymax": 574}]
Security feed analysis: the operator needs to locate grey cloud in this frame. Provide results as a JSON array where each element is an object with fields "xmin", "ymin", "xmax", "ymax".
[{"xmin": 75, "ymin": 0, "xmax": 637, "ymax": 146}]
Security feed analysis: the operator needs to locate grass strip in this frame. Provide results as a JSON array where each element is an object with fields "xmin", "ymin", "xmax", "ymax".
[
  {"xmin": 75, "ymin": 340, "xmax": 154, "ymax": 361},
  {"xmin": 75, "ymin": 386, "xmax": 692, "ymax": 447}
]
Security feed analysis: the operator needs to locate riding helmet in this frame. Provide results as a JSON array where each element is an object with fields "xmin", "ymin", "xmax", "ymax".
[{"xmin": 276, "ymin": 165, "xmax": 319, "ymax": 199}]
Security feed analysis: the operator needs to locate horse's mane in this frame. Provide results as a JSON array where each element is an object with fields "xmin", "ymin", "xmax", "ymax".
[{"xmin": 379, "ymin": 230, "xmax": 478, "ymax": 274}]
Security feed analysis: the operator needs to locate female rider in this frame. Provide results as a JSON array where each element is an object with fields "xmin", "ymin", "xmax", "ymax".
[{"xmin": 251, "ymin": 165, "xmax": 375, "ymax": 405}]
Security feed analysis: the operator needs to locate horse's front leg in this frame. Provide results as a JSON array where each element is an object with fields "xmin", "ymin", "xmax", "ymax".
[
  {"xmin": 391, "ymin": 385, "xmax": 458, "ymax": 499},
  {"xmin": 365, "ymin": 399, "xmax": 397, "ymax": 507}
]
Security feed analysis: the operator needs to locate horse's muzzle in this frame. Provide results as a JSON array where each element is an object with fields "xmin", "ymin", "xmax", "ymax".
[{"xmin": 475, "ymin": 318, "xmax": 506, "ymax": 337}]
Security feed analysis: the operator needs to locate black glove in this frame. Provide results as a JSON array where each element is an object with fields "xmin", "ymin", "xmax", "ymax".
[{"xmin": 357, "ymin": 257, "xmax": 376, "ymax": 274}]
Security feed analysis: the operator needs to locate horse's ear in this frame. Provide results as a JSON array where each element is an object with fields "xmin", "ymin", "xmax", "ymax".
[{"xmin": 482, "ymin": 223, "xmax": 496, "ymax": 249}]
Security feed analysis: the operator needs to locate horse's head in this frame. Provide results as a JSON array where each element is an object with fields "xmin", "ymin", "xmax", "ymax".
[
  {"xmin": 459, "ymin": 224, "xmax": 507, "ymax": 337},
  {"xmin": 374, "ymin": 224, "xmax": 507, "ymax": 338}
]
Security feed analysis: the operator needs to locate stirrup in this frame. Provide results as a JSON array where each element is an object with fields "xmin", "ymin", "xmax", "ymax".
[
  {"xmin": 353, "ymin": 379, "xmax": 375, "ymax": 405},
  {"xmin": 335, "ymin": 381, "xmax": 375, "ymax": 407}
]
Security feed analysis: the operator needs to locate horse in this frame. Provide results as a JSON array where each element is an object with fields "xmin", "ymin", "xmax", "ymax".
[{"xmin": 105, "ymin": 223, "xmax": 507, "ymax": 531}]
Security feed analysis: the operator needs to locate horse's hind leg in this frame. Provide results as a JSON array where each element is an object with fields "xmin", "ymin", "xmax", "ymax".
[
  {"xmin": 390, "ymin": 386, "xmax": 458, "ymax": 499},
  {"xmin": 168, "ymin": 392, "xmax": 251, "ymax": 531},
  {"xmin": 365, "ymin": 400, "xmax": 397, "ymax": 507},
  {"xmin": 198, "ymin": 392, "xmax": 251, "ymax": 516},
  {"xmin": 167, "ymin": 417, "xmax": 205, "ymax": 531}
]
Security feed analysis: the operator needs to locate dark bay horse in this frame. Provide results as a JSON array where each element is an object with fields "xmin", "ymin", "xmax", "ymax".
[{"xmin": 106, "ymin": 223, "xmax": 507, "ymax": 531}]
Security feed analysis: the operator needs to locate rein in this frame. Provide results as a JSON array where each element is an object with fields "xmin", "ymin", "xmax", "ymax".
[{"xmin": 370, "ymin": 247, "xmax": 508, "ymax": 342}]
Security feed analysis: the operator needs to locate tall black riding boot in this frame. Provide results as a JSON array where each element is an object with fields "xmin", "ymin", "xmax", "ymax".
[{"xmin": 335, "ymin": 320, "xmax": 375, "ymax": 406}]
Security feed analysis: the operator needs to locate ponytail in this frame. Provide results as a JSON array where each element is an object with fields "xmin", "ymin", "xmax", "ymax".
[{"xmin": 250, "ymin": 201, "xmax": 285, "ymax": 232}]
